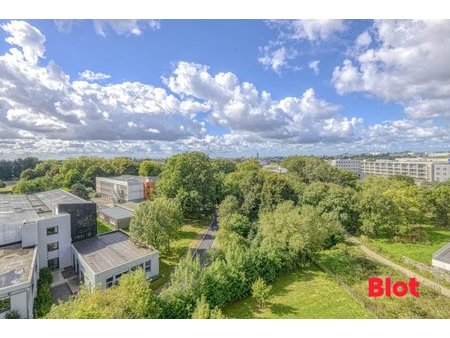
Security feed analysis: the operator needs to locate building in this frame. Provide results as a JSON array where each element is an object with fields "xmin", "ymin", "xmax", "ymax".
[
  {"xmin": 0, "ymin": 189, "xmax": 159, "ymax": 318},
  {"xmin": 98, "ymin": 206, "xmax": 133, "ymax": 230},
  {"xmin": 330, "ymin": 159, "xmax": 361, "ymax": 176},
  {"xmin": 0, "ymin": 245, "xmax": 38, "ymax": 319},
  {"xmin": 331, "ymin": 158, "xmax": 450, "ymax": 182},
  {"xmin": 96, "ymin": 175, "xmax": 159, "ymax": 203},
  {"xmin": 432, "ymin": 243, "xmax": 450, "ymax": 272},
  {"xmin": 72, "ymin": 230, "xmax": 159, "ymax": 290},
  {"xmin": 262, "ymin": 165, "xmax": 288, "ymax": 174}
]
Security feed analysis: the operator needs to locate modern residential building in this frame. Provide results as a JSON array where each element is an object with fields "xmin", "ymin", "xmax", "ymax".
[
  {"xmin": 330, "ymin": 158, "xmax": 450, "ymax": 182},
  {"xmin": 72, "ymin": 230, "xmax": 159, "ymax": 290},
  {"xmin": 0, "ymin": 189, "xmax": 159, "ymax": 318},
  {"xmin": 96, "ymin": 175, "xmax": 158, "ymax": 203},
  {"xmin": 0, "ymin": 245, "xmax": 38, "ymax": 319},
  {"xmin": 98, "ymin": 206, "xmax": 133, "ymax": 230},
  {"xmin": 432, "ymin": 243, "xmax": 450, "ymax": 272},
  {"xmin": 329, "ymin": 159, "xmax": 361, "ymax": 176}
]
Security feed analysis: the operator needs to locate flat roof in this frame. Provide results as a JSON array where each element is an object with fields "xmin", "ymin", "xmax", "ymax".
[
  {"xmin": 0, "ymin": 189, "xmax": 91, "ymax": 246},
  {"xmin": 99, "ymin": 206, "xmax": 133, "ymax": 220},
  {"xmin": 434, "ymin": 243, "xmax": 450, "ymax": 265},
  {"xmin": 72, "ymin": 231, "xmax": 157, "ymax": 274},
  {"xmin": 118, "ymin": 201, "xmax": 140, "ymax": 211},
  {"xmin": 0, "ymin": 244, "xmax": 36, "ymax": 290},
  {"xmin": 97, "ymin": 175, "xmax": 159, "ymax": 183}
]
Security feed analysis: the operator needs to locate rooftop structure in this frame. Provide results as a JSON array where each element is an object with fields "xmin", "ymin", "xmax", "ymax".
[
  {"xmin": 96, "ymin": 175, "xmax": 158, "ymax": 203},
  {"xmin": 0, "ymin": 244, "xmax": 37, "ymax": 290},
  {"xmin": 98, "ymin": 206, "xmax": 133, "ymax": 230},
  {"xmin": 432, "ymin": 243, "xmax": 450, "ymax": 272}
]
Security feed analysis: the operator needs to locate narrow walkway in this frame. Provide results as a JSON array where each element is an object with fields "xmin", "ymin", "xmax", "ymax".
[
  {"xmin": 347, "ymin": 236, "xmax": 450, "ymax": 298},
  {"xmin": 192, "ymin": 212, "xmax": 218, "ymax": 267}
]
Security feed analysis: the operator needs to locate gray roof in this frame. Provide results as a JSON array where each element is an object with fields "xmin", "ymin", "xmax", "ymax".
[
  {"xmin": 97, "ymin": 175, "xmax": 159, "ymax": 184},
  {"xmin": 99, "ymin": 206, "xmax": 133, "ymax": 220},
  {"xmin": 433, "ymin": 243, "xmax": 450, "ymax": 265},
  {"xmin": 72, "ymin": 231, "xmax": 157, "ymax": 273},
  {"xmin": 0, "ymin": 244, "xmax": 37, "ymax": 290},
  {"xmin": 0, "ymin": 189, "xmax": 91, "ymax": 246}
]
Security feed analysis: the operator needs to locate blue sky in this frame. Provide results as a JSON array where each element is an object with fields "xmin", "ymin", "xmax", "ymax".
[{"xmin": 0, "ymin": 19, "xmax": 449, "ymax": 158}]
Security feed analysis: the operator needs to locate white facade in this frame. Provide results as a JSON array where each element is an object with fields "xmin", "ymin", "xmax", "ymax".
[
  {"xmin": 360, "ymin": 160, "xmax": 433, "ymax": 181},
  {"xmin": 0, "ymin": 247, "xmax": 38, "ymax": 319},
  {"xmin": 433, "ymin": 163, "xmax": 450, "ymax": 182},
  {"xmin": 330, "ymin": 159, "xmax": 361, "ymax": 175},
  {"xmin": 96, "ymin": 176, "xmax": 147, "ymax": 202}
]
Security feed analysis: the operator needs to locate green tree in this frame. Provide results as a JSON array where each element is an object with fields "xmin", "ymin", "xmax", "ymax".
[
  {"xmin": 236, "ymin": 159, "xmax": 261, "ymax": 172},
  {"xmin": 211, "ymin": 158, "xmax": 236, "ymax": 174},
  {"xmin": 139, "ymin": 160, "xmax": 163, "ymax": 177},
  {"xmin": 260, "ymin": 171, "xmax": 297, "ymax": 211},
  {"xmin": 251, "ymin": 277, "xmax": 272, "ymax": 309},
  {"xmin": 63, "ymin": 168, "xmax": 82, "ymax": 188},
  {"xmin": 426, "ymin": 184, "xmax": 450, "ymax": 226},
  {"xmin": 158, "ymin": 152, "xmax": 217, "ymax": 216},
  {"xmin": 129, "ymin": 197, "xmax": 184, "ymax": 251},
  {"xmin": 70, "ymin": 183, "xmax": 89, "ymax": 200},
  {"xmin": 110, "ymin": 157, "xmax": 138, "ymax": 175},
  {"xmin": 46, "ymin": 270, "xmax": 160, "ymax": 319}
]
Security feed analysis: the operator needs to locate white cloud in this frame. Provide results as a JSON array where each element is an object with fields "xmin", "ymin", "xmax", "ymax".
[
  {"xmin": 333, "ymin": 20, "xmax": 450, "ymax": 120},
  {"xmin": 93, "ymin": 20, "xmax": 161, "ymax": 37},
  {"xmin": 286, "ymin": 20, "xmax": 347, "ymax": 41},
  {"xmin": 308, "ymin": 60, "xmax": 320, "ymax": 75},
  {"xmin": 258, "ymin": 46, "xmax": 296, "ymax": 73},
  {"xmin": 79, "ymin": 70, "xmax": 111, "ymax": 82},
  {"xmin": 54, "ymin": 20, "xmax": 74, "ymax": 33},
  {"xmin": 1, "ymin": 20, "xmax": 46, "ymax": 64}
]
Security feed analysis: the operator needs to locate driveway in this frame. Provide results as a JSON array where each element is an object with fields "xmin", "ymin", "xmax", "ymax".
[{"xmin": 192, "ymin": 212, "xmax": 218, "ymax": 267}]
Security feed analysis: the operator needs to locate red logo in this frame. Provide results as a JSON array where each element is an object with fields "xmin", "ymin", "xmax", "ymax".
[{"xmin": 368, "ymin": 277, "xmax": 420, "ymax": 298}]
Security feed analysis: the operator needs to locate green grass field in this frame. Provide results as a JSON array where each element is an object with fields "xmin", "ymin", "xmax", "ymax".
[
  {"xmin": 364, "ymin": 223, "xmax": 450, "ymax": 265},
  {"xmin": 97, "ymin": 218, "xmax": 113, "ymax": 234},
  {"xmin": 318, "ymin": 243, "xmax": 450, "ymax": 318},
  {"xmin": 151, "ymin": 215, "xmax": 212, "ymax": 291},
  {"xmin": 223, "ymin": 264, "xmax": 373, "ymax": 319}
]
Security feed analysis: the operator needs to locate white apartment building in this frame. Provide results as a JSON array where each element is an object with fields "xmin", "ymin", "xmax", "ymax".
[
  {"xmin": 433, "ymin": 162, "xmax": 450, "ymax": 182},
  {"xmin": 330, "ymin": 159, "xmax": 361, "ymax": 175},
  {"xmin": 0, "ymin": 189, "xmax": 159, "ymax": 318}
]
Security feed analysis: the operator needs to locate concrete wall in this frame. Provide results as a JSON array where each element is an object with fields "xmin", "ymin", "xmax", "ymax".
[
  {"xmin": 37, "ymin": 215, "xmax": 72, "ymax": 269},
  {"xmin": 126, "ymin": 181, "xmax": 144, "ymax": 202},
  {"xmin": 432, "ymin": 258, "xmax": 450, "ymax": 272}
]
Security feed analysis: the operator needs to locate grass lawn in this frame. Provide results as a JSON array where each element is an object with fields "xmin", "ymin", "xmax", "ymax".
[
  {"xmin": 0, "ymin": 185, "xmax": 13, "ymax": 193},
  {"xmin": 363, "ymin": 223, "xmax": 450, "ymax": 265},
  {"xmin": 151, "ymin": 215, "xmax": 212, "ymax": 292},
  {"xmin": 97, "ymin": 218, "xmax": 113, "ymax": 234},
  {"xmin": 318, "ymin": 243, "xmax": 450, "ymax": 318},
  {"xmin": 223, "ymin": 264, "xmax": 373, "ymax": 319}
]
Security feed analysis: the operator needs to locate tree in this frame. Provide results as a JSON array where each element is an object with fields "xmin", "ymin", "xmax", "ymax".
[
  {"xmin": 139, "ymin": 160, "xmax": 163, "ymax": 177},
  {"xmin": 426, "ymin": 184, "xmax": 450, "ymax": 227},
  {"xmin": 211, "ymin": 158, "xmax": 236, "ymax": 174},
  {"xmin": 110, "ymin": 157, "xmax": 138, "ymax": 175},
  {"xmin": 158, "ymin": 152, "xmax": 217, "ymax": 216},
  {"xmin": 260, "ymin": 171, "xmax": 297, "ymax": 211},
  {"xmin": 46, "ymin": 270, "xmax": 160, "ymax": 319},
  {"xmin": 251, "ymin": 277, "xmax": 272, "ymax": 309},
  {"xmin": 236, "ymin": 159, "xmax": 261, "ymax": 172},
  {"xmin": 191, "ymin": 296, "xmax": 226, "ymax": 319},
  {"xmin": 70, "ymin": 183, "xmax": 89, "ymax": 200},
  {"xmin": 129, "ymin": 197, "xmax": 184, "ymax": 251}
]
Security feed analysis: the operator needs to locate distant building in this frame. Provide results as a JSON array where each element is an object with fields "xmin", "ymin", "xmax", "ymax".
[
  {"xmin": 98, "ymin": 206, "xmax": 133, "ymax": 230},
  {"xmin": 330, "ymin": 158, "xmax": 450, "ymax": 182},
  {"xmin": 432, "ymin": 243, "xmax": 450, "ymax": 272},
  {"xmin": 262, "ymin": 165, "xmax": 288, "ymax": 174},
  {"xmin": 96, "ymin": 175, "xmax": 159, "ymax": 203}
]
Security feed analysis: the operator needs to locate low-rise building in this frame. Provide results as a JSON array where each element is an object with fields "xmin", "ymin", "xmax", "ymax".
[
  {"xmin": 432, "ymin": 243, "xmax": 450, "ymax": 272},
  {"xmin": 98, "ymin": 206, "xmax": 133, "ymax": 230},
  {"xmin": 96, "ymin": 175, "xmax": 158, "ymax": 203},
  {"xmin": 72, "ymin": 230, "xmax": 159, "ymax": 290},
  {"xmin": 330, "ymin": 159, "xmax": 361, "ymax": 176},
  {"xmin": 0, "ymin": 245, "xmax": 38, "ymax": 319}
]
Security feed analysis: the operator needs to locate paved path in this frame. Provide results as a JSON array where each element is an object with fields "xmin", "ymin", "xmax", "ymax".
[
  {"xmin": 347, "ymin": 236, "xmax": 450, "ymax": 298},
  {"xmin": 192, "ymin": 212, "xmax": 218, "ymax": 267}
]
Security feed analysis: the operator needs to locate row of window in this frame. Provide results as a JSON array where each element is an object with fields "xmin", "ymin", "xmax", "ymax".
[{"xmin": 105, "ymin": 261, "xmax": 152, "ymax": 288}]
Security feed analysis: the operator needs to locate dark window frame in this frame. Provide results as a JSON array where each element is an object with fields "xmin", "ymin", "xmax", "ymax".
[
  {"xmin": 46, "ymin": 226, "xmax": 59, "ymax": 236},
  {"xmin": 0, "ymin": 297, "xmax": 10, "ymax": 313},
  {"xmin": 47, "ymin": 242, "xmax": 59, "ymax": 252}
]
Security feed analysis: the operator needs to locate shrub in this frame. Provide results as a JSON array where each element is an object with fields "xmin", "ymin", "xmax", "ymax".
[
  {"xmin": 34, "ymin": 268, "xmax": 53, "ymax": 318},
  {"xmin": 4, "ymin": 310, "xmax": 20, "ymax": 319}
]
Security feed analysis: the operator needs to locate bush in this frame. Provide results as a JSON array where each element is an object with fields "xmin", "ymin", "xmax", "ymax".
[
  {"xmin": 34, "ymin": 268, "xmax": 53, "ymax": 318},
  {"xmin": 0, "ymin": 180, "xmax": 6, "ymax": 188},
  {"xmin": 4, "ymin": 310, "xmax": 20, "ymax": 319}
]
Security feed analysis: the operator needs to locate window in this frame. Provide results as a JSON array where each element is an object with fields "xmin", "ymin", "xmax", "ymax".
[
  {"xmin": 145, "ymin": 260, "xmax": 151, "ymax": 272},
  {"xmin": 0, "ymin": 297, "xmax": 10, "ymax": 313},
  {"xmin": 47, "ymin": 226, "xmax": 58, "ymax": 236},
  {"xmin": 131, "ymin": 266, "xmax": 137, "ymax": 272},
  {"xmin": 47, "ymin": 257, "xmax": 59, "ymax": 271},
  {"xmin": 47, "ymin": 242, "xmax": 59, "ymax": 252},
  {"xmin": 106, "ymin": 277, "xmax": 113, "ymax": 288}
]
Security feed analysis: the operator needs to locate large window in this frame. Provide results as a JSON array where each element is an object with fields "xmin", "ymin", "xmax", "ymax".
[
  {"xmin": 0, "ymin": 297, "xmax": 10, "ymax": 313},
  {"xmin": 47, "ymin": 226, "xmax": 58, "ymax": 236},
  {"xmin": 47, "ymin": 257, "xmax": 59, "ymax": 271},
  {"xmin": 47, "ymin": 242, "xmax": 59, "ymax": 252},
  {"xmin": 106, "ymin": 277, "xmax": 113, "ymax": 288},
  {"xmin": 145, "ymin": 260, "xmax": 151, "ymax": 273}
]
